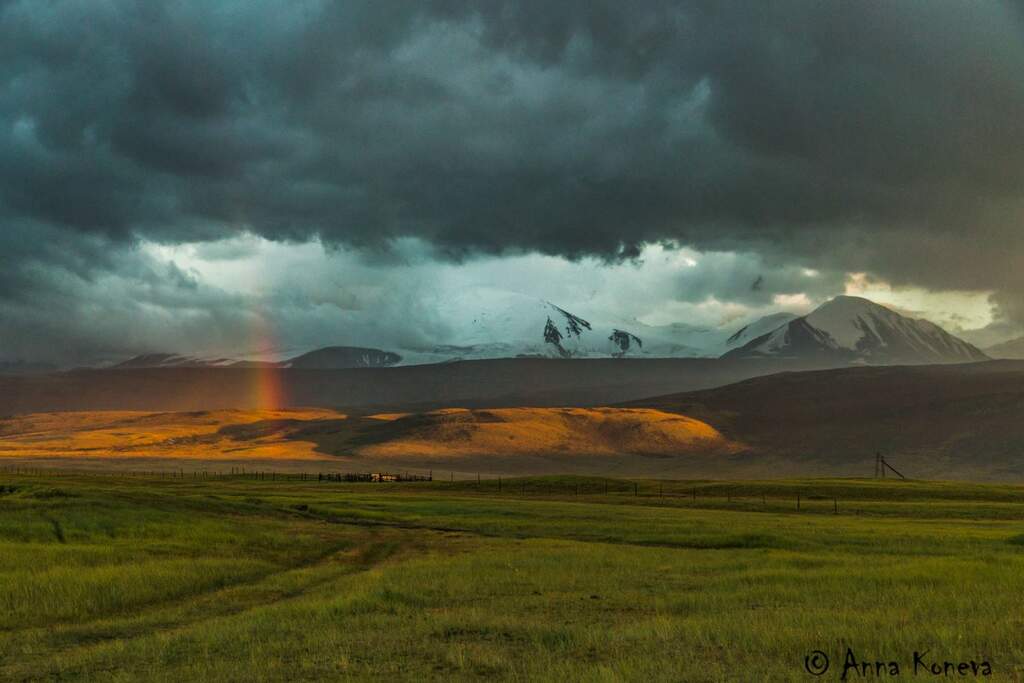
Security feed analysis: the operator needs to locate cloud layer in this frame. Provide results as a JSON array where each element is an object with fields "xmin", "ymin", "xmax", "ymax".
[{"xmin": 2, "ymin": 1, "xmax": 1022, "ymax": 360}]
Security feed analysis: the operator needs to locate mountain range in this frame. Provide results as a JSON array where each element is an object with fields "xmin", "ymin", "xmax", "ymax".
[
  {"xmin": 0, "ymin": 294, "xmax": 993, "ymax": 375},
  {"xmin": 101, "ymin": 295, "xmax": 987, "ymax": 371},
  {"xmin": 112, "ymin": 346, "xmax": 403, "ymax": 371}
]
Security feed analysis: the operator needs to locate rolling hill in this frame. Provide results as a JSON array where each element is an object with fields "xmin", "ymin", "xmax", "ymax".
[
  {"xmin": 5, "ymin": 359, "xmax": 1024, "ymax": 480},
  {"xmin": 985, "ymin": 336, "xmax": 1024, "ymax": 360},
  {"xmin": 350, "ymin": 408, "xmax": 738, "ymax": 458},
  {"xmin": 0, "ymin": 407, "xmax": 739, "ymax": 477},
  {"xmin": 629, "ymin": 359, "xmax": 1024, "ymax": 480}
]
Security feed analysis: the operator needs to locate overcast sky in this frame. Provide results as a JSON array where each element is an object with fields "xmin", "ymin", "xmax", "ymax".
[{"xmin": 2, "ymin": 0, "xmax": 1023, "ymax": 364}]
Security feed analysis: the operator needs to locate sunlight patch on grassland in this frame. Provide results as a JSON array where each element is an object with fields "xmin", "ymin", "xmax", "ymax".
[{"xmin": 0, "ymin": 407, "xmax": 737, "ymax": 462}]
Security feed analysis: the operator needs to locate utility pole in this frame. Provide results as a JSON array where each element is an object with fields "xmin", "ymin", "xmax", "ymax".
[{"xmin": 880, "ymin": 456, "xmax": 907, "ymax": 480}]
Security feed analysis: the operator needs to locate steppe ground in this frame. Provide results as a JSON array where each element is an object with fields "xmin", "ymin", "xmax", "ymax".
[{"xmin": 1, "ymin": 473, "xmax": 1023, "ymax": 681}]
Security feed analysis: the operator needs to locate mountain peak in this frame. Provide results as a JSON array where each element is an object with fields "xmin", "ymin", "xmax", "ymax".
[
  {"xmin": 724, "ymin": 296, "xmax": 988, "ymax": 365},
  {"xmin": 816, "ymin": 294, "xmax": 883, "ymax": 309}
]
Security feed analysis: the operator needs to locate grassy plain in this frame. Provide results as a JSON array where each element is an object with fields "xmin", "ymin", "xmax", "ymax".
[{"xmin": 1, "ymin": 474, "xmax": 1023, "ymax": 681}]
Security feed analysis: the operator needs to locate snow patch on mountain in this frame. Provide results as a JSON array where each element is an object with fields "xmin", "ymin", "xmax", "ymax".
[
  {"xmin": 394, "ymin": 294, "xmax": 806, "ymax": 363},
  {"xmin": 725, "ymin": 312, "xmax": 798, "ymax": 349},
  {"xmin": 113, "ymin": 353, "xmax": 237, "ymax": 369}
]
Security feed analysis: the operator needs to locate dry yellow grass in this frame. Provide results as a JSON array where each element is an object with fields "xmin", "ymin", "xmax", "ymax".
[
  {"xmin": 0, "ymin": 407, "xmax": 737, "ymax": 464},
  {"xmin": 0, "ymin": 409, "xmax": 343, "ymax": 461},
  {"xmin": 358, "ymin": 407, "xmax": 736, "ymax": 457}
]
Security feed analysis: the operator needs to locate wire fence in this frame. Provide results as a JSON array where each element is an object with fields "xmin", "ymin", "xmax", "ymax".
[{"xmin": 0, "ymin": 465, "xmax": 863, "ymax": 514}]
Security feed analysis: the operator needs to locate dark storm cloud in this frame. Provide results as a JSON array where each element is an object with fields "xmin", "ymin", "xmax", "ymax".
[{"xmin": 3, "ymin": 0, "xmax": 1024, "ymax": 341}]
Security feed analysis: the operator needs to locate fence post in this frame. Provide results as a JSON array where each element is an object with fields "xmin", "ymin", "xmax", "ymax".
[
  {"xmin": 834, "ymin": 497, "xmax": 838, "ymax": 514},
  {"xmin": 797, "ymin": 494, "xmax": 801, "ymax": 511}
]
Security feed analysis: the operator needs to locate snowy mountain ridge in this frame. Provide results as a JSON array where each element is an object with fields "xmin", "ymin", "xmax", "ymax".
[
  {"xmin": 107, "ymin": 295, "xmax": 986, "ymax": 369},
  {"xmin": 723, "ymin": 296, "xmax": 988, "ymax": 364}
]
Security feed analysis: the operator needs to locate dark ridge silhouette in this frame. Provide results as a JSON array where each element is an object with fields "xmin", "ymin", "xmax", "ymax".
[
  {"xmin": 627, "ymin": 359, "xmax": 1024, "ymax": 480},
  {"xmin": 0, "ymin": 357, "xmax": 843, "ymax": 415}
]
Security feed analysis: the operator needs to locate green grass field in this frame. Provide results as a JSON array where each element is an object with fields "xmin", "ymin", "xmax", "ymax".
[{"xmin": 1, "ymin": 473, "xmax": 1023, "ymax": 681}]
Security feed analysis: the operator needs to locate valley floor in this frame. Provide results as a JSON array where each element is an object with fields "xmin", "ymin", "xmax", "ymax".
[{"xmin": 1, "ymin": 475, "xmax": 1023, "ymax": 680}]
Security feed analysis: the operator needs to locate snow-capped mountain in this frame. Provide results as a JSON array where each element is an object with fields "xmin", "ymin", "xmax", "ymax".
[
  {"xmin": 284, "ymin": 346, "xmax": 401, "ymax": 369},
  {"xmin": 723, "ymin": 312, "xmax": 799, "ymax": 350},
  {"xmin": 391, "ymin": 291, "xmax": 822, "ymax": 363},
  {"xmin": 395, "ymin": 291, "xmax": 772, "ymax": 363},
  {"xmin": 114, "ymin": 295, "xmax": 975, "ymax": 369},
  {"xmin": 722, "ymin": 296, "xmax": 988, "ymax": 364},
  {"xmin": 113, "ymin": 353, "xmax": 238, "ymax": 369},
  {"xmin": 112, "ymin": 347, "xmax": 402, "ymax": 370},
  {"xmin": 396, "ymin": 292, "xmax": 649, "ymax": 363}
]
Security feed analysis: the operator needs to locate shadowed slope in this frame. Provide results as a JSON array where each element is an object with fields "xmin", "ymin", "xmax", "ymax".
[
  {"xmin": 0, "ymin": 357, "xmax": 845, "ymax": 414},
  {"xmin": 628, "ymin": 360, "xmax": 1024, "ymax": 479}
]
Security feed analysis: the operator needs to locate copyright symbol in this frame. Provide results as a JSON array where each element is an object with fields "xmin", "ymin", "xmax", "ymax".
[{"xmin": 804, "ymin": 650, "xmax": 830, "ymax": 676}]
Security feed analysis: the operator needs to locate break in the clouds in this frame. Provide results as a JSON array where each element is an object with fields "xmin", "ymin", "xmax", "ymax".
[{"xmin": 1, "ymin": 1, "xmax": 1023, "ymax": 361}]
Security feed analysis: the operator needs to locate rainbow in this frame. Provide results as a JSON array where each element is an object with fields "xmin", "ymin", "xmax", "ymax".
[
  {"xmin": 254, "ymin": 363, "xmax": 285, "ymax": 411},
  {"xmin": 248, "ymin": 312, "xmax": 287, "ymax": 410}
]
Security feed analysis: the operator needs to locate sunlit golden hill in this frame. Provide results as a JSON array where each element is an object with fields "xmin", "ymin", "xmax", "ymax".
[
  {"xmin": 353, "ymin": 408, "xmax": 738, "ymax": 458},
  {"xmin": 0, "ymin": 407, "xmax": 738, "ymax": 476}
]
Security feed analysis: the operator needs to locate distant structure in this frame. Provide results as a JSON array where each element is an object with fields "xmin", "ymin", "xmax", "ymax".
[{"xmin": 874, "ymin": 452, "xmax": 906, "ymax": 479}]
